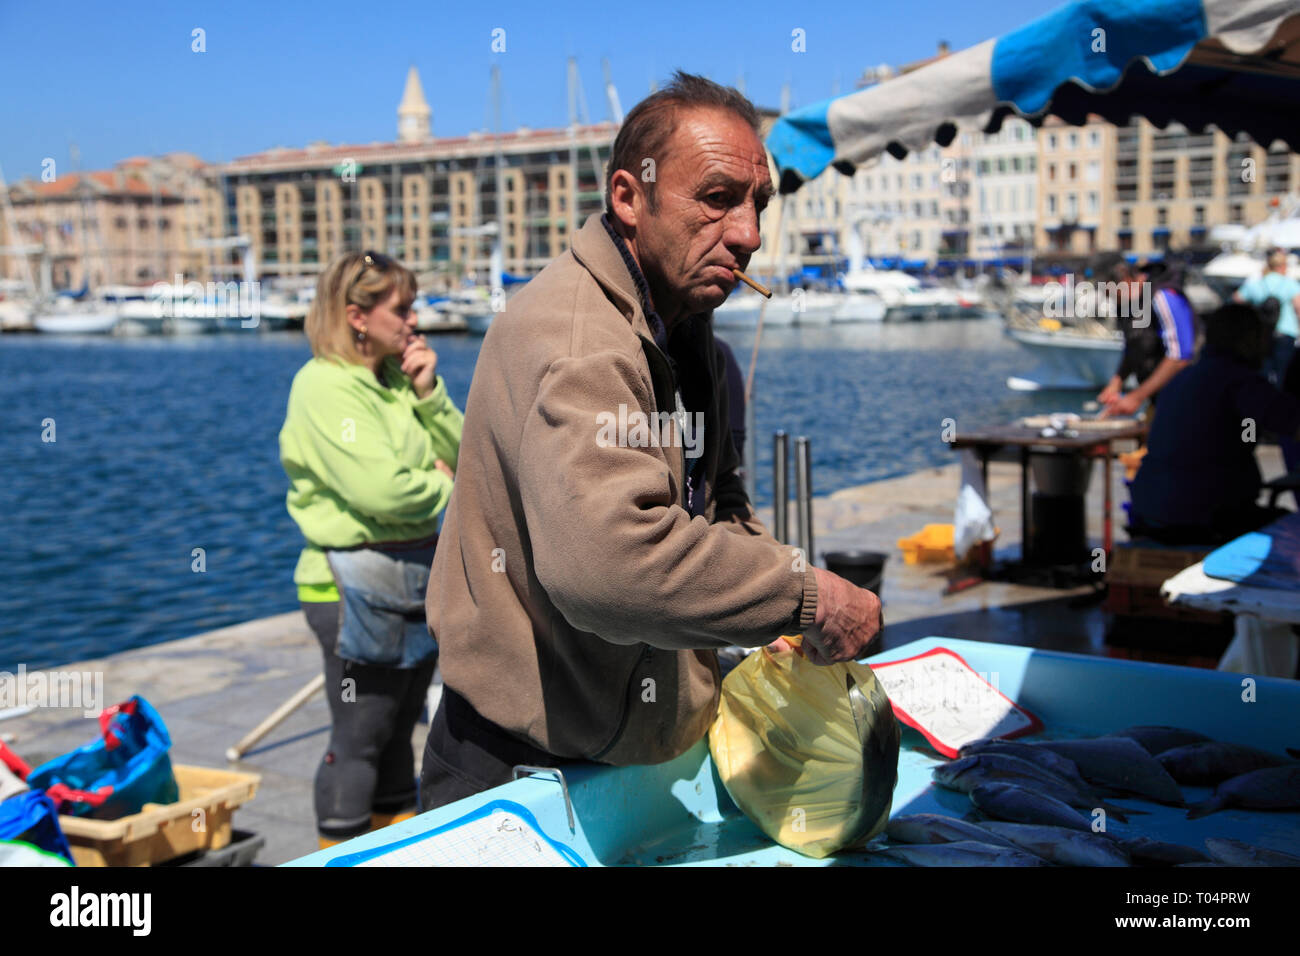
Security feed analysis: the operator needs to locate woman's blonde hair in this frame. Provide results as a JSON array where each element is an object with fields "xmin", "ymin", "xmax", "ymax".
[{"xmin": 306, "ymin": 251, "xmax": 418, "ymax": 362}]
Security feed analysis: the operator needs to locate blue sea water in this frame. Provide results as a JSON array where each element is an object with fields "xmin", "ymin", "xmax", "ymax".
[{"xmin": 0, "ymin": 320, "xmax": 1075, "ymax": 671}]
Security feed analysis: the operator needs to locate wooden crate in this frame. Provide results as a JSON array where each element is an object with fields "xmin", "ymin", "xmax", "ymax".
[{"xmin": 58, "ymin": 764, "xmax": 260, "ymax": 867}]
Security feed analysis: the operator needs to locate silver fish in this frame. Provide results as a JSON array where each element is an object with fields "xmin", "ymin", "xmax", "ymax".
[
  {"xmin": 1157, "ymin": 742, "xmax": 1292, "ymax": 785},
  {"xmin": 1112, "ymin": 725, "xmax": 1211, "ymax": 756},
  {"xmin": 1119, "ymin": 836, "xmax": 1210, "ymax": 866},
  {"xmin": 875, "ymin": 840, "xmax": 1049, "ymax": 867},
  {"xmin": 1187, "ymin": 765, "xmax": 1300, "ymax": 819},
  {"xmin": 1034, "ymin": 737, "xmax": 1184, "ymax": 805},
  {"xmin": 885, "ymin": 814, "xmax": 1017, "ymax": 848},
  {"xmin": 980, "ymin": 822, "xmax": 1131, "ymax": 867},
  {"xmin": 960, "ymin": 738, "xmax": 1093, "ymax": 792},
  {"xmin": 933, "ymin": 754, "xmax": 1133, "ymax": 820},
  {"xmin": 1204, "ymin": 837, "xmax": 1300, "ymax": 867},
  {"xmin": 969, "ymin": 782, "xmax": 1094, "ymax": 832}
]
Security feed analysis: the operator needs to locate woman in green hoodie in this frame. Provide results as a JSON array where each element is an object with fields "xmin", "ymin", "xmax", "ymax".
[{"xmin": 279, "ymin": 251, "xmax": 463, "ymax": 849}]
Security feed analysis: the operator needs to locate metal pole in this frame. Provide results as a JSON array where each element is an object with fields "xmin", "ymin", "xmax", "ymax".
[
  {"xmin": 773, "ymin": 430, "xmax": 788, "ymax": 545},
  {"xmin": 795, "ymin": 436, "xmax": 814, "ymax": 566}
]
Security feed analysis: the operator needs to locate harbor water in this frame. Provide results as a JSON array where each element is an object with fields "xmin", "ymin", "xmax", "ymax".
[{"xmin": 0, "ymin": 319, "xmax": 1079, "ymax": 671}]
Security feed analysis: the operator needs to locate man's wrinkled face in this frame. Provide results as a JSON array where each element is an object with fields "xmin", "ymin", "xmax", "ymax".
[{"xmin": 636, "ymin": 108, "xmax": 773, "ymax": 316}]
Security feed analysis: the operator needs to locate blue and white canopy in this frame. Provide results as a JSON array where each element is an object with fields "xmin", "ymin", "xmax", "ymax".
[{"xmin": 768, "ymin": 0, "xmax": 1300, "ymax": 191}]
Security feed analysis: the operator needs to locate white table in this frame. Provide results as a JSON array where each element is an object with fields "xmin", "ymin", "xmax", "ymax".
[{"xmin": 1162, "ymin": 562, "xmax": 1300, "ymax": 677}]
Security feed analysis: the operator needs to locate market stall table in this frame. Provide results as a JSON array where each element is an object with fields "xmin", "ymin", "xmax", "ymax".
[{"xmin": 949, "ymin": 418, "xmax": 1148, "ymax": 583}]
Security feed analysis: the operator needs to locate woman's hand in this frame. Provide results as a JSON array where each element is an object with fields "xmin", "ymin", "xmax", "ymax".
[
  {"xmin": 434, "ymin": 459, "xmax": 454, "ymax": 481},
  {"xmin": 402, "ymin": 336, "xmax": 438, "ymax": 398}
]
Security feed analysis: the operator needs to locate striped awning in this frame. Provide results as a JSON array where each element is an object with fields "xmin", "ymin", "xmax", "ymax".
[{"xmin": 768, "ymin": 0, "xmax": 1300, "ymax": 192}]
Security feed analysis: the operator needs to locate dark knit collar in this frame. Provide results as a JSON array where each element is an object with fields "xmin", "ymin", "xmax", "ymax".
[{"xmin": 601, "ymin": 213, "xmax": 670, "ymax": 352}]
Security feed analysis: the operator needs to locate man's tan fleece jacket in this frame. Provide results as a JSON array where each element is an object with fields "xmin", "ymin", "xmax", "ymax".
[{"xmin": 427, "ymin": 213, "xmax": 819, "ymax": 766}]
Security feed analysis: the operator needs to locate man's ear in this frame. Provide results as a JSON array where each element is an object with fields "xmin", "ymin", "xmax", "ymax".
[{"xmin": 608, "ymin": 169, "xmax": 643, "ymax": 230}]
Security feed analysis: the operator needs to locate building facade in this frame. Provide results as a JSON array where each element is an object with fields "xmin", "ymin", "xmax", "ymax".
[{"xmin": 0, "ymin": 155, "xmax": 215, "ymax": 290}]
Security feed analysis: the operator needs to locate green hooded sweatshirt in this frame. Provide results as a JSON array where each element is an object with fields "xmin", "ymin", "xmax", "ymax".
[{"xmin": 279, "ymin": 354, "xmax": 463, "ymax": 602}]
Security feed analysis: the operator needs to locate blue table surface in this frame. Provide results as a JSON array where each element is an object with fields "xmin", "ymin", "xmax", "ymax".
[{"xmin": 286, "ymin": 637, "xmax": 1300, "ymax": 867}]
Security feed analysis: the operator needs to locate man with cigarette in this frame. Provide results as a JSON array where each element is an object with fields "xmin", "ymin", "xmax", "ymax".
[{"xmin": 417, "ymin": 72, "xmax": 881, "ymax": 811}]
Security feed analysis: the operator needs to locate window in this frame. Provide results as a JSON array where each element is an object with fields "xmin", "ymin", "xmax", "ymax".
[
  {"xmin": 1087, "ymin": 192, "xmax": 1099, "ymax": 214},
  {"xmin": 1047, "ymin": 133, "xmax": 1057, "ymax": 150},
  {"xmin": 1194, "ymin": 205, "xmax": 1206, "ymax": 225},
  {"xmin": 1048, "ymin": 163, "xmax": 1057, "ymax": 181},
  {"xmin": 1085, "ymin": 161, "xmax": 1100, "ymax": 182},
  {"xmin": 1011, "ymin": 157, "xmax": 1022, "ymax": 173},
  {"xmin": 1067, "ymin": 162, "xmax": 1077, "ymax": 180},
  {"xmin": 996, "ymin": 158, "xmax": 1007, "ymax": 175},
  {"xmin": 1065, "ymin": 193, "xmax": 1078, "ymax": 219},
  {"xmin": 1047, "ymin": 194, "xmax": 1058, "ymax": 215},
  {"xmin": 1121, "ymin": 208, "xmax": 1131, "ymax": 227},
  {"xmin": 1156, "ymin": 207, "xmax": 1168, "ymax": 226},
  {"xmin": 1088, "ymin": 131, "xmax": 1100, "ymax": 148}
]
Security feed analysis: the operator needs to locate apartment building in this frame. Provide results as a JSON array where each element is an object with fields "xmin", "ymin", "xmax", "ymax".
[
  {"xmin": 1112, "ymin": 119, "xmax": 1300, "ymax": 257},
  {"xmin": 0, "ymin": 156, "xmax": 213, "ymax": 289},
  {"xmin": 217, "ymin": 68, "xmax": 614, "ymax": 287}
]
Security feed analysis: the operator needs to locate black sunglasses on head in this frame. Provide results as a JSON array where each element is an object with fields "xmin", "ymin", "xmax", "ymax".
[{"xmin": 346, "ymin": 250, "xmax": 395, "ymax": 300}]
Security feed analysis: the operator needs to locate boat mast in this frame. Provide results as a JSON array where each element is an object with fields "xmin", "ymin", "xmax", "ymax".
[
  {"xmin": 490, "ymin": 64, "xmax": 504, "ymax": 294},
  {"xmin": 567, "ymin": 60, "xmax": 579, "ymax": 247}
]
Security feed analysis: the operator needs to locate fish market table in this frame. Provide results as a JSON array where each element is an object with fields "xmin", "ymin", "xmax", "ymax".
[
  {"xmin": 285, "ymin": 637, "xmax": 1299, "ymax": 867},
  {"xmin": 949, "ymin": 418, "xmax": 1147, "ymax": 582}
]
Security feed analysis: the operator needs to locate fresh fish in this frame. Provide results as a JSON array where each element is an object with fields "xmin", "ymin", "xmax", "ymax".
[
  {"xmin": 959, "ymin": 738, "xmax": 1094, "ymax": 792},
  {"xmin": 969, "ymin": 782, "xmax": 1094, "ymax": 832},
  {"xmin": 1204, "ymin": 837, "xmax": 1300, "ymax": 867},
  {"xmin": 885, "ymin": 814, "xmax": 1017, "ymax": 848},
  {"xmin": 1034, "ymin": 737, "xmax": 1184, "ymax": 805},
  {"xmin": 1186, "ymin": 765, "xmax": 1300, "ymax": 819},
  {"xmin": 980, "ymin": 822, "xmax": 1131, "ymax": 867},
  {"xmin": 933, "ymin": 754, "xmax": 1133, "ymax": 820},
  {"xmin": 1118, "ymin": 836, "xmax": 1210, "ymax": 866},
  {"xmin": 875, "ymin": 840, "xmax": 1049, "ymax": 867},
  {"xmin": 1112, "ymin": 725, "xmax": 1211, "ymax": 756},
  {"xmin": 1157, "ymin": 742, "xmax": 1292, "ymax": 785}
]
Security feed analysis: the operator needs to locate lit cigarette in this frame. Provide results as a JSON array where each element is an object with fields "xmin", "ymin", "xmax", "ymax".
[{"xmin": 732, "ymin": 269, "xmax": 772, "ymax": 298}]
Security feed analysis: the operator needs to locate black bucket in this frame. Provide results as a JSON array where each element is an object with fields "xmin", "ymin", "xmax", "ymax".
[{"xmin": 823, "ymin": 550, "xmax": 888, "ymax": 594}]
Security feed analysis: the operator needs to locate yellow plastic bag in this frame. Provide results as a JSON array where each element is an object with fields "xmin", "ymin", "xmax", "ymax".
[{"xmin": 708, "ymin": 641, "xmax": 901, "ymax": 859}]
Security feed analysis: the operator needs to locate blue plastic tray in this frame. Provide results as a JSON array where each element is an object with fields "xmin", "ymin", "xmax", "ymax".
[{"xmin": 285, "ymin": 638, "xmax": 1300, "ymax": 867}]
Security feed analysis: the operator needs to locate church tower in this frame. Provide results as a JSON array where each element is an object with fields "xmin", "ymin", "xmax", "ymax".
[{"xmin": 398, "ymin": 66, "xmax": 432, "ymax": 142}]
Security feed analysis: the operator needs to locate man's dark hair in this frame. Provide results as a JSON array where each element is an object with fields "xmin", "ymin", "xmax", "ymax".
[
  {"xmin": 1204, "ymin": 301, "xmax": 1276, "ymax": 365},
  {"xmin": 604, "ymin": 71, "xmax": 762, "ymax": 214}
]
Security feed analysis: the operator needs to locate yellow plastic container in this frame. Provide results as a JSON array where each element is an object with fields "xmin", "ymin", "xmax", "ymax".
[
  {"xmin": 57, "ymin": 764, "xmax": 260, "ymax": 867},
  {"xmin": 897, "ymin": 523, "xmax": 956, "ymax": 564}
]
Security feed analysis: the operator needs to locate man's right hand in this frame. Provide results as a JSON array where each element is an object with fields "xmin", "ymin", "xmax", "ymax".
[
  {"xmin": 801, "ymin": 567, "xmax": 883, "ymax": 665},
  {"xmin": 1097, "ymin": 377, "xmax": 1122, "ymax": 406}
]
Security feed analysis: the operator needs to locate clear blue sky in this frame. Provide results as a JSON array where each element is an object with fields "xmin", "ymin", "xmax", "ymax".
[{"xmin": 0, "ymin": 0, "xmax": 1060, "ymax": 180}]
